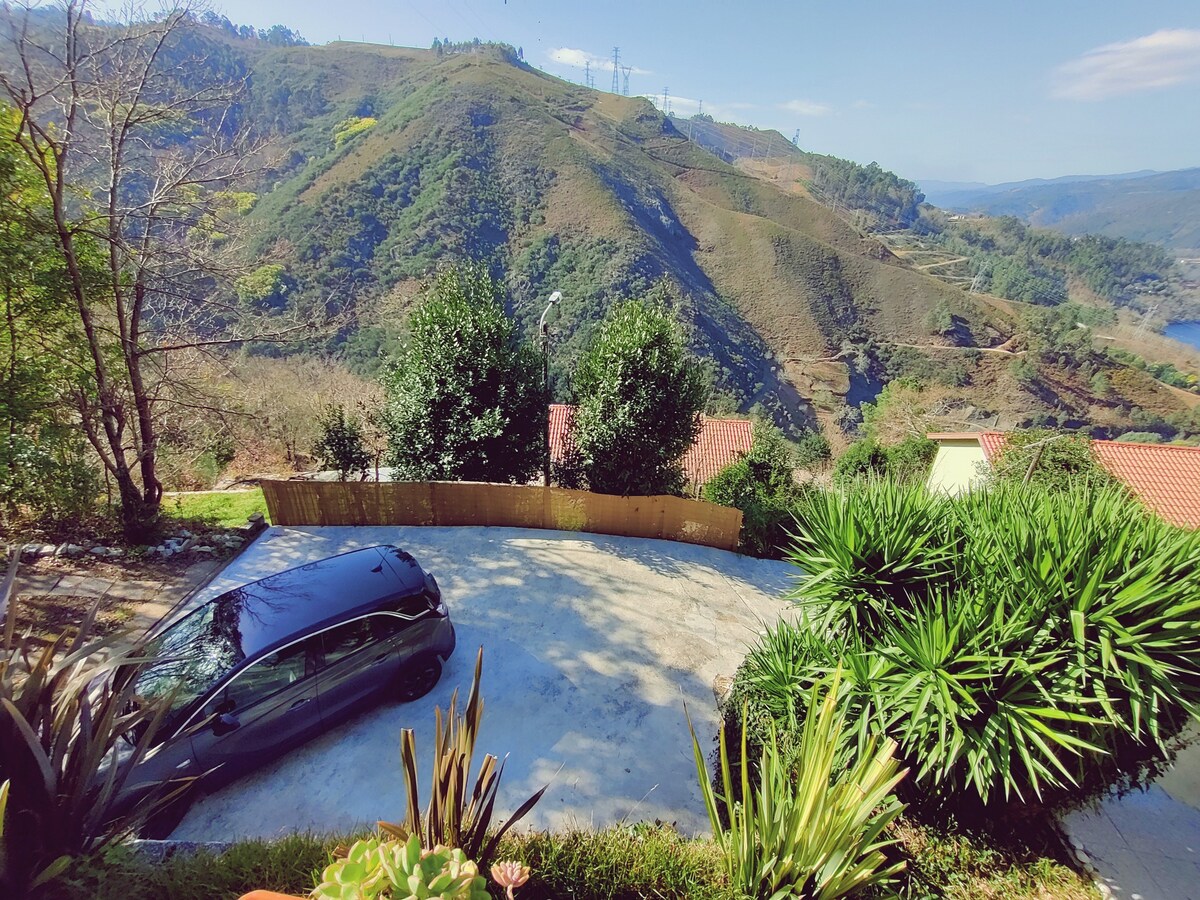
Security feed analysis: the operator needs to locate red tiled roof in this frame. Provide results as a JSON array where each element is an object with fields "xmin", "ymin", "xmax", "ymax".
[
  {"xmin": 928, "ymin": 430, "xmax": 1200, "ymax": 529},
  {"xmin": 547, "ymin": 403, "xmax": 753, "ymax": 487},
  {"xmin": 1092, "ymin": 441, "xmax": 1200, "ymax": 530}
]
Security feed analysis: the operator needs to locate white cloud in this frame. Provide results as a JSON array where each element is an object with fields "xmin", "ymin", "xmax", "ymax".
[
  {"xmin": 852, "ymin": 99, "xmax": 873, "ymax": 110},
  {"xmin": 779, "ymin": 98, "xmax": 832, "ymax": 116},
  {"xmin": 547, "ymin": 47, "xmax": 651, "ymax": 76},
  {"xmin": 1053, "ymin": 29, "xmax": 1200, "ymax": 100}
]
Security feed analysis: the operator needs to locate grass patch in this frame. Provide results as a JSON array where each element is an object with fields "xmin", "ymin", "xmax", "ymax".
[
  {"xmin": 493, "ymin": 825, "xmax": 734, "ymax": 900},
  {"xmin": 48, "ymin": 834, "xmax": 337, "ymax": 900},
  {"xmin": 42, "ymin": 820, "xmax": 1096, "ymax": 900},
  {"xmin": 880, "ymin": 817, "xmax": 1099, "ymax": 900},
  {"xmin": 161, "ymin": 489, "xmax": 269, "ymax": 529}
]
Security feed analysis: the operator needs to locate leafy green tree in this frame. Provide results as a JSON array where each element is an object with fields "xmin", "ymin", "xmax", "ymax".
[
  {"xmin": 988, "ymin": 429, "xmax": 1118, "ymax": 492},
  {"xmin": 562, "ymin": 296, "xmax": 708, "ymax": 496},
  {"xmin": 382, "ymin": 268, "xmax": 544, "ymax": 483},
  {"xmin": 833, "ymin": 439, "xmax": 889, "ymax": 483},
  {"xmin": 924, "ymin": 300, "xmax": 954, "ymax": 337},
  {"xmin": 313, "ymin": 404, "xmax": 371, "ymax": 481}
]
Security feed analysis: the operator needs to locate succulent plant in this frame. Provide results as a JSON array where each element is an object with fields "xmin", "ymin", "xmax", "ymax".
[{"xmin": 312, "ymin": 834, "xmax": 490, "ymax": 900}]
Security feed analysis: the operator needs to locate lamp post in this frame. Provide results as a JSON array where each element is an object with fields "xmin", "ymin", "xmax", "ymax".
[{"xmin": 539, "ymin": 291, "xmax": 562, "ymax": 487}]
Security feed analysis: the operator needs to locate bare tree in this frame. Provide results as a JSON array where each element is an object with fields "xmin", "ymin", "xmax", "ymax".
[{"xmin": 0, "ymin": 1, "xmax": 321, "ymax": 538}]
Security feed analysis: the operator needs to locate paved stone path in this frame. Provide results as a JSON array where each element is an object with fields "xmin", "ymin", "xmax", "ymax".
[{"xmin": 1063, "ymin": 738, "xmax": 1200, "ymax": 899}]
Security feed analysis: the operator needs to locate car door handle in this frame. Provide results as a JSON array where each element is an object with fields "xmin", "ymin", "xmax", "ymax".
[
  {"xmin": 290, "ymin": 697, "xmax": 312, "ymax": 710},
  {"xmin": 370, "ymin": 653, "xmax": 389, "ymax": 666}
]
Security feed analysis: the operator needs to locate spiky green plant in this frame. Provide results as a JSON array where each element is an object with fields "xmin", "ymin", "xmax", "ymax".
[
  {"xmin": 0, "ymin": 549, "xmax": 187, "ymax": 896},
  {"xmin": 785, "ymin": 480, "xmax": 961, "ymax": 635},
  {"xmin": 762, "ymin": 480, "xmax": 1200, "ymax": 810},
  {"xmin": 691, "ymin": 674, "xmax": 907, "ymax": 900},
  {"xmin": 382, "ymin": 648, "xmax": 546, "ymax": 866}
]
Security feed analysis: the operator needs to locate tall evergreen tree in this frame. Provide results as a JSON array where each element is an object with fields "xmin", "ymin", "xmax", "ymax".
[
  {"xmin": 563, "ymin": 295, "xmax": 708, "ymax": 496},
  {"xmin": 382, "ymin": 268, "xmax": 545, "ymax": 483}
]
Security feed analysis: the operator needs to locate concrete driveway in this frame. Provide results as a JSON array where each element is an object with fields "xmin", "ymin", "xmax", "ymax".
[{"xmin": 169, "ymin": 525, "xmax": 795, "ymax": 841}]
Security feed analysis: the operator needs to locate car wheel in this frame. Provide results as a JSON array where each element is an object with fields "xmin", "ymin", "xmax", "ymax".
[{"xmin": 398, "ymin": 656, "xmax": 442, "ymax": 703}]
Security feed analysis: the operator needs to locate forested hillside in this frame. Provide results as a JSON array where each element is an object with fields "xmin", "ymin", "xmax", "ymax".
[
  {"xmin": 924, "ymin": 168, "xmax": 1200, "ymax": 254},
  {"xmin": 204, "ymin": 35, "xmax": 1198, "ymax": 445}
]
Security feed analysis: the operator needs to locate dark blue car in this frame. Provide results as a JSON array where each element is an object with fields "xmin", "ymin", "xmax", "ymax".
[{"xmin": 115, "ymin": 545, "xmax": 455, "ymax": 827}]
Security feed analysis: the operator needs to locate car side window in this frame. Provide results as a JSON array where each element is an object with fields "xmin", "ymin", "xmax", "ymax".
[
  {"xmin": 392, "ymin": 592, "xmax": 430, "ymax": 618},
  {"xmin": 321, "ymin": 619, "xmax": 374, "ymax": 666},
  {"xmin": 208, "ymin": 642, "xmax": 311, "ymax": 716},
  {"xmin": 369, "ymin": 613, "xmax": 406, "ymax": 641}
]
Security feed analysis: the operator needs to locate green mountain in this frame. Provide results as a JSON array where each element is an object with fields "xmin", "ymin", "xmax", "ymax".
[
  {"xmin": 154, "ymin": 33, "xmax": 1200, "ymax": 440},
  {"xmin": 924, "ymin": 169, "xmax": 1200, "ymax": 255}
]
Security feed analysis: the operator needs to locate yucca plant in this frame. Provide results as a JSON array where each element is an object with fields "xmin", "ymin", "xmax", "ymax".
[
  {"xmin": 691, "ymin": 674, "xmax": 907, "ymax": 900},
  {"xmin": 0, "ymin": 549, "xmax": 185, "ymax": 896},
  {"xmin": 863, "ymin": 588, "xmax": 1105, "ymax": 804},
  {"xmin": 381, "ymin": 648, "xmax": 547, "ymax": 866},
  {"xmin": 956, "ymin": 484, "xmax": 1200, "ymax": 750},
  {"xmin": 785, "ymin": 481, "xmax": 961, "ymax": 636}
]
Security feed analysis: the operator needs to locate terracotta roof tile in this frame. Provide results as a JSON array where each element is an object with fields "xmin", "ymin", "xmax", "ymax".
[
  {"xmin": 1092, "ymin": 441, "xmax": 1200, "ymax": 530},
  {"xmin": 547, "ymin": 404, "xmax": 752, "ymax": 487}
]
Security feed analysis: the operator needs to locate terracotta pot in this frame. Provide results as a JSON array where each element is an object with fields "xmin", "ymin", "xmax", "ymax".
[{"xmin": 237, "ymin": 892, "xmax": 306, "ymax": 900}]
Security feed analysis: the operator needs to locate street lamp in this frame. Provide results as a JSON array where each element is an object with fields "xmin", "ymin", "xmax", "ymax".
[{"xmin": 539, "ymin": 291, "xmax": 562, "ymax": 487}]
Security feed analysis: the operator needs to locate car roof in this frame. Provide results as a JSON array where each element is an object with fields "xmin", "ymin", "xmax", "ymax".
[{"xmin": 160, "ymin": 545, "xmax": 428, "ymax": 662}]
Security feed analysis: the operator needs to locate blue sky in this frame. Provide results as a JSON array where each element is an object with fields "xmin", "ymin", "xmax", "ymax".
[{"xmin": 220, "ymin": 0, "xmax": 1200, "ymax": 185}]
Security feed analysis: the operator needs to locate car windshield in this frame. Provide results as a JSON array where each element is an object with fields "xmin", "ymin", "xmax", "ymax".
[{"xmin": 132, "ymin": 596, "xmax": 250, "ymax": 734}]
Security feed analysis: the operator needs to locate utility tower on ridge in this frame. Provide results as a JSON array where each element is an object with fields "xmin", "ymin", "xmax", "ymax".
[
  {"xmin": 662, "ymin": 86, "xmax": 670, "ymax": 115},
  {"xmin": 584, "ymin": 60, "xmax": 591, "ymax": 88},
  {"xmin": 610, "ymin": 47, "xmax": 620, "ymax": 93},
  {"xmin": 621, "ymin": 65, "xmax": 632, "ymax": 96}
]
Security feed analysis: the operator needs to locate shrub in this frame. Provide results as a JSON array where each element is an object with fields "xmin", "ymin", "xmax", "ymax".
[
  {"xmin": 562, "ymin": 295, "xmax": 708, "ymax": 496},
  {"xmin": 703, "ymin": 421, "xmax": 807, "ymax": 557},
  {"xmin": 883, "ymin": 435, "xmax": 937, "ymax": 483},
  {"xmin": 313, "ymin": 403, "xmax": 371, "ymax": 481},
  {"xmin": 986, "ymin": 429, "xmax": 1117, "ymax": 492},
  {"xmin": 785, "ymin": 481, "xmax": 959, "ymax": 634},
  {"xmin": 381, "ymin": 648, "xmax": 546, "ymax": 866},
  {"xmin": 764, "ymin": 481, "xmax": 1200, "ymax": 812},
  {"xmin": 691, "ymin": 674, "xmax": 907, "ymax": 900},
  {"xmin": 832, "ymin": 438, "xmax": 888, "ymax": 483}
]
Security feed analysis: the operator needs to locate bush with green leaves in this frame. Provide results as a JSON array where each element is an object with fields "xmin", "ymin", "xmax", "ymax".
[
  {"xmin": 986, "ymin": 429, "xmax": 1118, "ymax": 492},
  {"xmin": 692, "ymin": 674, "xmax": 907, "ymax": 900},
  {"xmin": 560, "ymin": 295, "xmax": 708, "ymax": 496},
  {"xmin": 704, "ymin": 421, "xmax": 809, "ymax": 557},
  {"xmin": 832, "ymin": 438, "xmax": 889, "ymax": 483},
  {"xmin": 382, "ymin": 268, "xmax": 545, "ymax": 484},
  {"xmin": 381, "ymin": 649, "xmax": 546, "ymax": 866},
  {"xmin": 313, "ymin": 403, "xmax": 371, "ymax": 481},
  {"xmin": 747, "ymin": 481, "xmax": 1200, "ymax": 813}
]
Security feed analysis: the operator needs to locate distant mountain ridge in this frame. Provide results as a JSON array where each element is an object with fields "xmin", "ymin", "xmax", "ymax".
[
  {"xmin": 921, "ymin": 171, "xmax": 1160, "ymax": 206},
  {"xmin": 922, "ymin": 169, "xmax": 1200, "ymax": 253}
]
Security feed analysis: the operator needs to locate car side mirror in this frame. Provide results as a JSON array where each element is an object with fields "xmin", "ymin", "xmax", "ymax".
[{"xmin": 211, "ymin": 712, "xmax": 240, "ymax": 737}]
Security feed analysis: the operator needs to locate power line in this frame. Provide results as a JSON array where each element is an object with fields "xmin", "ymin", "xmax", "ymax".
[{"xmin": 610, "ymin": 47, "xmax": 620, "ymax": 94}]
